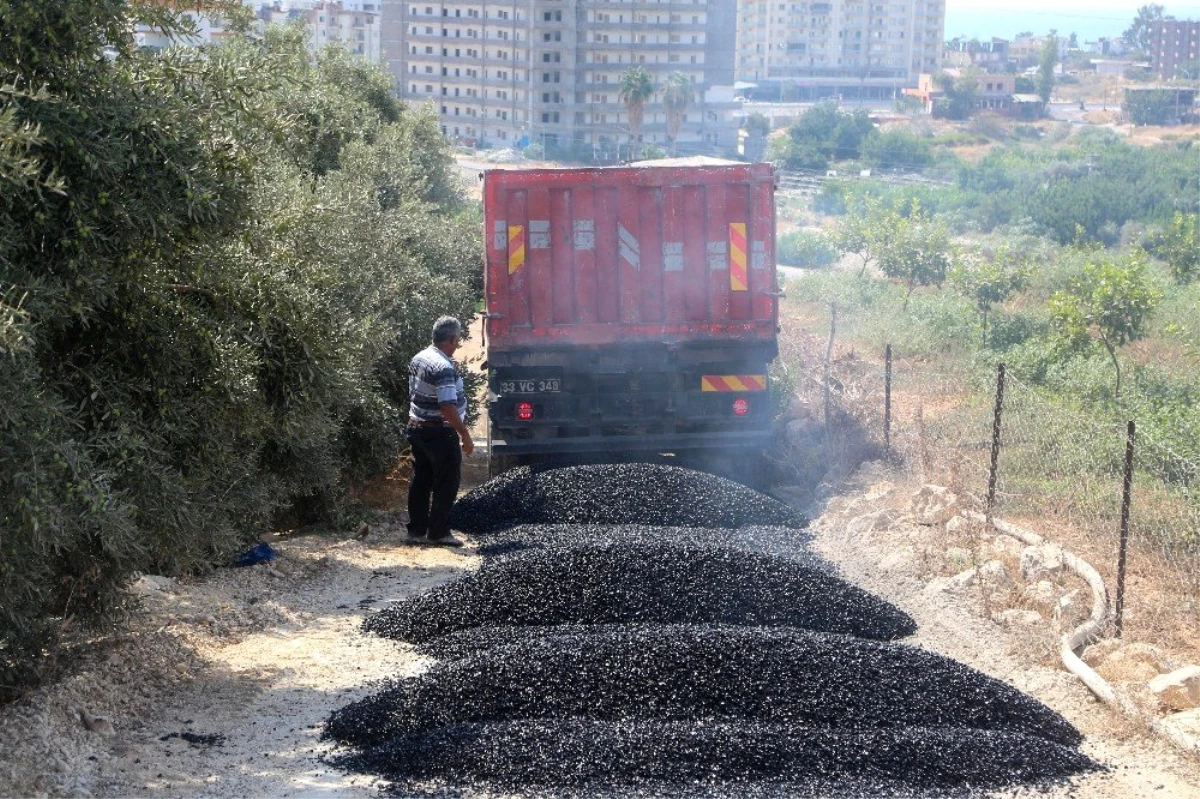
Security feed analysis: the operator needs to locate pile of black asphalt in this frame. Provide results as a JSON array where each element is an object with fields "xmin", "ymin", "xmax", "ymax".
[
  {"xmin": 330, "ymin": 720, "xmax": 1097, "ymax": 798},
  {"xmin": 325, "ymin": 465, "xmax": 1101, "ymax": 796},
  {"xmin": 448, "ymin": 463, "xmax": 806, "ymax": 533},
  {"xmin": 362, "ymin": 541, "xmax": 917, "ymax": 643},
  {"xmin": 327, "ymin": 626, "xmax": 1082, "ymax": 750},
  {"xmin": 473, "ymin": 522, "xmax": 817, "ymax": 561}
]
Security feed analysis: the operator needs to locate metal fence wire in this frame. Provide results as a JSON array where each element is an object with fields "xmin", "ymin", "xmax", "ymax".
[{"xmin": 876, "ymin": 351, "xmax": 1199, "ymax": 655}]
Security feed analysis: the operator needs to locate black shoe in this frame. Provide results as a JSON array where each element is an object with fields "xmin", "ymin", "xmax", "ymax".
[
  {"xmin": 405, "ymin": 532, "xmax": 427, "ymax": 544},
  {"xmin": 424, "ymin": 533, "xmax": 464, "ymax": 548}
]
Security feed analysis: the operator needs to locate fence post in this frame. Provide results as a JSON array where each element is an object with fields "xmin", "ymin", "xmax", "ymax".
[
  {"xmin": 986, "ymin": 363, "xmax": 1006, "ymax": 520},
  {"xmin": 884, "ymin": 344, "xmax": 892, "ymax": 454},
  {"xmin": 1115, "ymin": 420, "xmax": 1136, "ymax": 637},
  {"xmin": 823, "ymin": 302, "xmax": 836, "ymax": 442}
]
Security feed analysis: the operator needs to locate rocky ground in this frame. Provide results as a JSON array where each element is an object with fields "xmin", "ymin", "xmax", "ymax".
[
  {"xmin": 809, "ymin": 461, "xmax": 1200, "ymax": 798},
  {"xmin": 1, "ymin": 459, "xmax": 1197, "ymax": 798}
]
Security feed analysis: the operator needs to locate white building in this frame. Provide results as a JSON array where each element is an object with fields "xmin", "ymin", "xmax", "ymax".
[
  {"xmin": 380, "ymin": 0, "xmax": 741, "ymax": 157},
  {"xmin": 734, "ymin": 0, "xmax": 946, "ymax": 101},
  {"xmin": 135, "ymin": 1, "xmax": 383, "ymax": 64},
  {"xmin": 134, "ymin": 1, "xmax": 240, "ymax": 51},
  {"xmin": 256, "ymin": 1, "xmax": 383, "ymax": 62}
]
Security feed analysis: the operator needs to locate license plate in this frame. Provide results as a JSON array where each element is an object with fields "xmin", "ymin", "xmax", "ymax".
[{"xmin": 500, "ymin": 377, "xmax": 561, "ymax": 394}]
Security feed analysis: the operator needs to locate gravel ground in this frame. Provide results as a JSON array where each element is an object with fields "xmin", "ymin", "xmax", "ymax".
[
  {"xmin": 1, "ymin": 461, "xmax": 1197, "ymax": 798},
  {"xmin": 449, "ymin": 464, "xmax": 805, "ymax": 532},
  {"xmin": 805, "ymin": 461, "xmax": 1200, "ymax": 799},
  {"xmin": 325, "ymin": 626, "xmax": 1083, "ymax": 749},
  {"xmin": 362, "ymin": 540, "xmax": 917, "ymax": 643}
]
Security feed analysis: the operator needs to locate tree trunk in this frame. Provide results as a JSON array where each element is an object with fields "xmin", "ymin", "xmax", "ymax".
[{"xmin": 1104, "ymin": 339, "xmax": 1122, "ymax": 399}]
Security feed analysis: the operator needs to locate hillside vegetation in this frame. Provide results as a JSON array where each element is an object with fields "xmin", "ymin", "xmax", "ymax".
[
  {"xmin": 774, "ymin": 104, "xmax": 1199, "ymax": 457},
  {"xmin": 0, "ymin": 1, "xmax": 481, "ymax": 699}
]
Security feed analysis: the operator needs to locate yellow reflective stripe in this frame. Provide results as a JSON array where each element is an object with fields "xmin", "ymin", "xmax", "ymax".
[
  {"xmin": 508, "ymin": 225, "xmax": 525, "ymax": 274},
  {"xmin": 730, "ymin": 222, "xmax": 748, "ymax": 291}
]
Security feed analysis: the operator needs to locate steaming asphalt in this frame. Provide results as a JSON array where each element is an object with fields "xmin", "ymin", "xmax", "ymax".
[{"xmin": 325, "ymin": 463, "xmax": 1100, "ymax": 796}]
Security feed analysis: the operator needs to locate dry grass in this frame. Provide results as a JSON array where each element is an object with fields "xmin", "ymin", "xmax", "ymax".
[{"xmin": 776, "ymin": 298, "xmax": 1199, "ymax": 669}]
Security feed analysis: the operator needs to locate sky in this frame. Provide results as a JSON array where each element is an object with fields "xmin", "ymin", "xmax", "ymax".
[{"xmin": 943, "ymin": 1, "xmax": 1197, "ymax": 42}]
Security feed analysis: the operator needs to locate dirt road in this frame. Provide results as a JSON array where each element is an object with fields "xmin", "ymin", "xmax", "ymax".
[{"xmin": 1, "ymin": 464, "xmax": 1197, "ymax": 797}]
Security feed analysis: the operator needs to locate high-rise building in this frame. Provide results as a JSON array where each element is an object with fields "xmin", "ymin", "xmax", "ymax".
[
  {"xmin": 735, "ymin": 0, "xmax": 945, "ymax": 101},
  {"xmin": 257, "ymin": 1, "xmax": 383, "ymax": 62},
  {"xmin": 380, "ymin": 0, "xmax": 740, "ymax": 157},
  {"xmin": 1148, "ymin": 19, "xmax": 1200, "ymax": 81},
  {"xmin": 135, "ymin": 2, "xmax": 383, "ymax": 63}
]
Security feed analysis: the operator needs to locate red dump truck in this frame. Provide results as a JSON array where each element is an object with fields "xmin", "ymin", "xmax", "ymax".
[{"xmin": 483, "ymin": 162, "xmax": 780, "ymax": 483}]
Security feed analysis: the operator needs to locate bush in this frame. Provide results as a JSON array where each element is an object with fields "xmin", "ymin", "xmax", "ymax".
[
  {"xmin": 777, "ymin": 230, "xmax": 838, "ymax": 268},
  {"xmin": 0, "ymin": 7, "xmax": 482, "ymax": 700},
  {"xmin": 860, "ymin": 128, "xmax": 933, "ymax": 171}
]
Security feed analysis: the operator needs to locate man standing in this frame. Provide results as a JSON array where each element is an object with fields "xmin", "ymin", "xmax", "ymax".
[{"xmin": 405, "ymin": 316, "xmax": 474, "ymax": 546}]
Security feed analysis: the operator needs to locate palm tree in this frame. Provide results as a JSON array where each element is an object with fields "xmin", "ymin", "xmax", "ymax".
[
  {"xmin": 618, "ymin": 65, "xmax": 653, "ymax": 160},
  {"xmin": 661, "ymin": 71, "xmax": 694, "ymax": 156}
]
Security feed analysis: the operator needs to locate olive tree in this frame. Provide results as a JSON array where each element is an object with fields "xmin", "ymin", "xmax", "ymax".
[{"xmin": 0, "ymin": 1, "xmax": 480, "ymax": 698}]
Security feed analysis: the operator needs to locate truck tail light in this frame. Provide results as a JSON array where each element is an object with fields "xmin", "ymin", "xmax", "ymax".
[
  {"xmin": 732, "ymin": 397, "xmax": 750, "ymax": 416},
  {"xmin": 516, "ymin": 401, "xmax": 535, "ymax": 421}
]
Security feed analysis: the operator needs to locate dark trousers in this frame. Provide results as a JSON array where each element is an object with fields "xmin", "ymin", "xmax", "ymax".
[{"xmin": 406, "ymin": 426, "xmax": 461, "ymax": 539}]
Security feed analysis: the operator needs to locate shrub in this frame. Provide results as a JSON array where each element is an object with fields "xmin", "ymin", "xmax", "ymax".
[
  {"xmin": 777, "ymin": 230, "xmax": 838, "ymax": 268},
  {"xmin": 860, "ymin": 128, "xmax": 933, "ymax": 171},
  {"xmin": 0, "ymin": 6, "xmax": 481, "ymax": 700}
]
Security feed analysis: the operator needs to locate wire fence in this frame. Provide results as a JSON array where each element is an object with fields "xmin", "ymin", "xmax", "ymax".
[{"xmin": 871, "ymin": 350, "xmax": 1200, "ymax": 656}]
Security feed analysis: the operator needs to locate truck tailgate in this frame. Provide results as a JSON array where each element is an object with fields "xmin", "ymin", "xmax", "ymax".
[{"xmin": 484, "ymin": 164, "xmax": 778, "ymax": 349}]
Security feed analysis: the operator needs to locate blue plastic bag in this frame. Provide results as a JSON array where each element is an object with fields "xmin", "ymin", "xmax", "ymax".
[{"xmin": 235, "ymin": 542, "xmax": 277, "ymax": 566}]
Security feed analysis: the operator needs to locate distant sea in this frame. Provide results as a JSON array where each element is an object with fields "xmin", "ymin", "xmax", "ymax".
[{"xmin": 944, "ymin": 4, "xmax": 1195, "ymax": 43}]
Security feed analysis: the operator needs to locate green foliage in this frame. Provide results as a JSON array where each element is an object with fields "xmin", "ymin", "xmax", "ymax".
[
  {"xmin": 1123, "ymin": 88, "xmax": 1191, "ymax": 125},
  {"xmin": 618, "ymin": 66, "xmax": 654, "ymax": 152},
  {"xmin": 830, "ymin": 194, "xmax": 887, "ymax": 273},
  {"xmin": 1036, "ymin": 35, "xmax": 1058, "ymax": 103},
  {"xmin": 786, "ymin": 269, "xmax": 976, "ymax": 359},
  {"xmin": 933, "ymin": 71, "xmax": 978, "ymax": 120},
  {"xmin": 661, "ymin": 71, "xmax": 694, "ymax": 153},
  {"xmin": 1123, "ymin": 4, "xmax": 1166, "ymax": 53},
  {"xmin": 948, "ymin": 245, "xmax": 1030, "ymax": 344},
  {"xmin": 875, "ymin": 200, "xmax": 955, "ymax": 306},
  {"xmin": 744, "ymin": 112, "xmax": 770, "ymax": 137},
  {"xmin": 860, "ymin": 128, "xmax": 933, "ymax": 171},
  {"xmin": 1049, "ymin": 250, "xmax": 1162, "ymax": 397},
  {"xmin": 640, "ymin": 143, "xmax": 668, "ymax": 160},
  {"xmin": 777, "ymin": 229, "xmax": 838, "ymax": 268},
  {"xmin": 1, "ymin": 2, "xmax": 480, "ymax": 699},
  {"xmin": 771, "ymin": 103, "xmax": 875, "ymax": 169},
  {"xmin": 1147, "ymin": 212, "xmax": 1200, "ymax": 284}
]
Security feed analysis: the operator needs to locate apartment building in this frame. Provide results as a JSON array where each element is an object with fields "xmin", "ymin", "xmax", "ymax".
[
  {"xmin": 136, "ymin": 2, "xmax": 383, "ymax": 63},
  {"xmin": 380, "ymin": 0, "xmax": 740, "ymax": 157},
  {"xmin": 1148, "ymin": 19, "xmax": 1200, "ymax": 80},
  {"xmin": 734, "ymin": 0, "xmax": 945, "ymax": 101},
  {"xmin": 135, "ymin": 1, "xmax": 239, "ymax": 50},
  {"xmin": 943, "ymin": 37, "xmax": 1010, "ymax": 73},
  {"xmin": 258, "ymin": 1, "xmax": 383, "ymax": 62}
]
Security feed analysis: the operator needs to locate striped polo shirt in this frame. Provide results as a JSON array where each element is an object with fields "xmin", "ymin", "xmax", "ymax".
[{"xmin": 408, "ymin": 345, "xmax": 466, "ymax": 425}]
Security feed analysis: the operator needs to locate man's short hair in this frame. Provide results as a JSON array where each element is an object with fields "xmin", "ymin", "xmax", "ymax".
[{"xmin": 432, "ymin": 316, "xmax": 462, "ymax": 344}]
